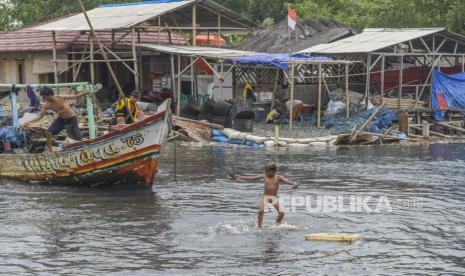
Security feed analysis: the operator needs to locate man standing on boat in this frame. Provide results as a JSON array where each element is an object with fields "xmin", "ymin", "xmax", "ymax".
[
  {"xmin": 115, "ymin": 90, "xmax": 144, "ymax": 124},
  {"xmin": 21, "ymin": 87, "xmax": 88, "ymax": 151}
]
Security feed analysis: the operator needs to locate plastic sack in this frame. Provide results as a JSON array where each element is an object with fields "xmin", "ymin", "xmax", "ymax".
[
  {"xmin": 211, "ymin": 136, "xmax": 229, "ymax": 143},
  {"xmin": 229, "ymin": 139, "xmax": 244, "ymax": 145},
  {"xmin": 325, "ymin": 100, "xmax": 346, "ymax": 115},
  {"xmin": 212, "ymin": 129, "xmax": 224, "ymax": 137}
]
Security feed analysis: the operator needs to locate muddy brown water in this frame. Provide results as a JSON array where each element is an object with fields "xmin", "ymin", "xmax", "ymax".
[{"xmin": 1, "ymin": 143, "xmax": 465, "ymax": 275}]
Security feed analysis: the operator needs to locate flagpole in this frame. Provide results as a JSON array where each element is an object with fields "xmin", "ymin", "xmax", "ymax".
[{"xmin": 288, "ymin": 3, "xmax": 291, "ymax": 41}]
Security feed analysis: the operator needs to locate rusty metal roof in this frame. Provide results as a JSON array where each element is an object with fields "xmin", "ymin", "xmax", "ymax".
[{"xmin": 0, "ymin": 15, "xmax": 186, "ymax": 53}]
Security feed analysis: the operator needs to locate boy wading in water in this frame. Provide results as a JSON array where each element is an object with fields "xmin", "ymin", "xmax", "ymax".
[{"xmin": 234, "ymin": 163, "xmax": 298, "ymax": 228}]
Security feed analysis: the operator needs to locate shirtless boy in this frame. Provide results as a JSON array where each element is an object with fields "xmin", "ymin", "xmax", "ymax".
[
  {"xmin": 234, "ymin": 163, "xmax": 298, "ymax": 228},
  {"xmin": 21, "ymin": 87, "xmax": 88, "ymax": 151}
]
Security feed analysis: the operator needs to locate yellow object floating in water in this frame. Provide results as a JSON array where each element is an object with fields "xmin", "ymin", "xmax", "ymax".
[{"xmin": 305, "ymin": 233, "xmax": 360, "ymax": 243}]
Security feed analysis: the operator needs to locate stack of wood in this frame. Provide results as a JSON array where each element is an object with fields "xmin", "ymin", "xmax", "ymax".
[{"xmin": 373, "ymin": 97, "xmax": 426, "ymax": 110}]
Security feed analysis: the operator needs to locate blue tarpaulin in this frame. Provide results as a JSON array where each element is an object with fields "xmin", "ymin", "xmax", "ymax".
[
  {"xmin": 228, "ymin": 54, "xmax": 333, "ymax": 72},
  {"xmin": 432, "ymin": 69, "xmax": 465, "ymax": 121}
]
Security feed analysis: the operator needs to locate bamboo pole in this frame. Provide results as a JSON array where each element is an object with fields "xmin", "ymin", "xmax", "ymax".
[
  {"xmin": 381, "ymin": 55, "xmax": 385, "ymax": 103},
  {"xmin": 158, "ymin": 17, "xmax": 161, "ymax": 45},
  {"xmin": 170, "ymin": 55, "xmax": 176, "ymax": 104},
  {"xmin": 71, "ymin": 49, "xmax": 76, "ymax": 83},
  {"xmin": 399, "ymin": 55, "xmax": 404, "ymax": 109},
  {"xmin": 52, "ymin": 31, "xmax": 58, "ymax": 85},
  {"xmin": 192, "ymin": 4, "xmax": 197, "ymax": 46},
  {"xmin": 191, "ymin": 58, "xmax": 195, "ymax": 100},
  {"xmin": 131, "ymin": 27, "xmax": 140, "ymax": 91},
  {"xmin": 317, "ymin": 63, "xmax": 322, "ymax": 127},
  {"xmin": 60, "ymin": 30, "xmax": 132, "ymax": 75},
  {"xmin": 345, "ymin": 64, "xmax": 349, "ymax": 118},
  {"xmin": 177, "ymin": 55, "xmax": 182, "ymax": 116},
  {"xmin": 289, "ymin": 61, "xmax": 295, "ymax": 130},
  {"xmin": 220, "ymin": 60, "xmax": 224, "ymax": 100},
  {"xmin": 90, "ymin": 36, "xmax": 95, "ymax": 85},
  {"xmin": 349, "ymin": 102, "xmax": 386, "ymax": 143},
  {"xmin": 217, "ymin": 13, "xmax": 221, "ymax": 48},
  {"xmin": 76, "ymin": 0, "xmax": 124, "ymax": 99},
  {"xmin": 76, "ymin": 0, "xmax": 127, "ymax": 138}
]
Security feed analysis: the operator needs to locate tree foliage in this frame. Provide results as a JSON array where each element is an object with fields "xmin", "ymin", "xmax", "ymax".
[{"xmin": 0, "ymin": 0, "xmax": 464, "ymax": 34}]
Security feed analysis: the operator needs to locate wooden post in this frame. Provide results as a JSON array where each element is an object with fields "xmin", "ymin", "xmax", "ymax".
[
  {"xmin": 191, "ymin": 5, "xmax": 197, "ymax": 100},
  {"xmin": 158, "ymin": 17, "xmax": 162, "ymax": 45},
  {"xmin": 289, "ymin": 61, "xmax": 295, "ymax": 130},
  {"xmin": 345, "ymin": 63, "xmax": 349, "ymax": 118},
  {"xmin": 10, "ymin": 88, "xmax": 18, "ymax": 128},
  {"xmin": 86, "ymin": 84, "xmax": 96, "ymax": 139},
  {"xmin": 71, "ymin": 48, "xmax": 77, "ymax": 83},
  {"xmin": 131, "ymin": 27, "xmax": 140, "ymax": 91},
  {"xmin": 365, "ymin": 54, "xmax": 371, "ymax": 107},
  {"xmin": 191, "ymin": 58, "xmax": 195, "ymax": 100},
  {"xmin": 52, "ymin": 31, "xmax": 58, "ymax": 84},
  {"xmin": 274, "ymin": 123, "xmax": 280, "ymax": 147},
  {"xmin": 192, "ymin": 4, "xmax": 197, "ymax": 46},
  {"xmin": 170, "ymin": 54, "xmax": 176, "ymax": 105},
  {"xmin": 317, "ymin": 63, "xmax": 322, "ymax": 127},
  {"xmin": 220, "ymin": 60, "xmax": 224, "ymax": 100},
  {"xmin": 462, "ymin": 55, "xmax": 464, "ymax": 72},
  {"xmin": 399, "ymin": 55, "xmax": 404, "ymax": 109},
  {"xmin": 90, "ymin": 36, "xmax": 95, "ymax": 85},
  {"xmin": 217, "ymin": 13, "xmax": 221, "ymax": 48},
  {"xmin": 381, "ymin": 55, "xmax": 385, "ymax": 103},
  {"xmin": 177, "ymin": 55, "xmax": 181, "ymax": 116},
  {"xmin": 422, "ymin": 121, "xmax": 430, "ymax": 138}
]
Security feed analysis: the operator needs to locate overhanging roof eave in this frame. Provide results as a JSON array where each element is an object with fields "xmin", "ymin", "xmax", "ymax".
[
  {"xmin": 34, "ymin": 0, "xmax": 257, "ymax": 32},
  {"xmin": 137, "ymin": 43, "xmax": 258, "ymax": 59}
]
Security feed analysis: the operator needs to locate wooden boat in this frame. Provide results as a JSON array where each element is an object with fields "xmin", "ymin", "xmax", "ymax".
[{"xmin": 0, "ymin": 100, "xmax": 171, "ymax": 186}]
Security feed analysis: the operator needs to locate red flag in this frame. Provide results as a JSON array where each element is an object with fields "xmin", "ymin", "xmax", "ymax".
[{"xmin": 288, "ymin": 6, "xmax": 297, "ymax": 31}]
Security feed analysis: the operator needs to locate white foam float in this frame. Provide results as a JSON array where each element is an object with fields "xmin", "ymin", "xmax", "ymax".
[
  {"xmin": 246, "ymin": 135, "xmax": 267, "ymax": 144},
  {"xmin": 309, "ymin": 141, "xmax": 328, "ymax": 147},
  {"xmin": 316, "ymin": 136, "xmax": 338, "ymax": 142},
  {"xmin": 288, "ymin": 143, "xmax": 310, "ymax": 148},
  {"xmin": 279, "ymin": 137, "xmax": 297, "ymax": 143},
  {"xmin": 297, "ymin": 138, "xmax": 317, "ymax": 143},
  {"xmin": 222, "ymin": 128, "xmax": 236, "ymax": 137}
]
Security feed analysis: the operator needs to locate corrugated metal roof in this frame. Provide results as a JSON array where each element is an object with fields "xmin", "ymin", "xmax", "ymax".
[
  {"xmin": 35, "ymin": 1, "xmax": 193, "ymax": 31},
  {"xmin": 34, "ymin": 0, "xmax": 256, "ymax": 31},
  {"xmin": 0, "ymin": 14, "xmax": 186, "ymax": 53},
  {"xmin": 137, "ymin": 44, "xmax": 257, "ymax": 58},
  {"xmin": 299, "ymin": 28, "xmax": 445, "ymax": 54}
]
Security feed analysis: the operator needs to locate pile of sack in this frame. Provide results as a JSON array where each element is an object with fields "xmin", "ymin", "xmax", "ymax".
[{"xmin": 211, "ymin": 128, "xmax": 338, "ymax": 148}]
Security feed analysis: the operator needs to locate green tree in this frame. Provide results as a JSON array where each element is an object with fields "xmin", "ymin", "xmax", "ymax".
[{"xmin": 1, "ymin": 0, "xmax": 465, "ymax": 35}]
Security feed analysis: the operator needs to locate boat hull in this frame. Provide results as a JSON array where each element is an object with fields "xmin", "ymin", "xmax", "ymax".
[{"xmin": 0, "ymin": 103, "xmax": 170, "ymax": 186}]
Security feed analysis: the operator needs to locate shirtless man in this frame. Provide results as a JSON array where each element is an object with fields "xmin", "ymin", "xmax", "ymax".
[
  {"xmin": 21, "ymin": 87, "xmax": 88, "ymax": 151},
  {"xmin": 234, "ymin": 163, "xmax": 298, "ymax": 228}
]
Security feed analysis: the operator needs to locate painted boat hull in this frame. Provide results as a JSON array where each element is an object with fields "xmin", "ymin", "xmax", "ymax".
[{"xmin": 0, "ymin": 102, "xmax": 171, "ymax": 186}]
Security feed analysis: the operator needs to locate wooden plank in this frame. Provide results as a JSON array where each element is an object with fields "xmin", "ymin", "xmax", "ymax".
[
  {"xmin": 173, "ymin": 116, "xmax": 224, "ymax": 129},
  {"xmin": 434, "ymin": 121, "xmax": 465, "ymax": 133},
  {"xmin": 410, "ymin": 125, "xmax": 451, "ymax": 138}
]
